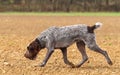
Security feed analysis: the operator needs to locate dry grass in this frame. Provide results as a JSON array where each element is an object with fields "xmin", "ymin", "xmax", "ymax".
[{"xmin": 0, "ymin": 16, "xmax": 120, "ymax": 75}]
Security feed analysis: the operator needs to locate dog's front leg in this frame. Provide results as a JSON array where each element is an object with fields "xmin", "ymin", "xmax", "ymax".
[
  {"xmin": 40, "ymin": 39, "xmax": 54, "ymax": 67},
  {"xmin": 40, "ymin": 49, "xmax": 54, "ymax": 67}
]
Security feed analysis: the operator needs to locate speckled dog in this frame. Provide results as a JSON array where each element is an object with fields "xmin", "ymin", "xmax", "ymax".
[{"xmin": 24, "ymin": 22, "xmax": 113, "ymax": 67}]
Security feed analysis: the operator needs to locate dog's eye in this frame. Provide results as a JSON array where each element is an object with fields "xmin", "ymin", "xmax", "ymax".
[
  {"xmin": 30, "ymin": 47, "xmax": 34, "ymax": 50},
  {"xmin": 27, "ymin": 46, "xmax": 34, "ymax": 51}
]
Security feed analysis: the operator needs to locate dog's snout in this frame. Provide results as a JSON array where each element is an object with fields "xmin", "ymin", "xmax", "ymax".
[
  {"xmin": 24, "ymin": 51, "xmax": 28, "ymax": 58},
  {"xmin": 24, "ymin": 50, "xmax": 30, "ymax": 58}
]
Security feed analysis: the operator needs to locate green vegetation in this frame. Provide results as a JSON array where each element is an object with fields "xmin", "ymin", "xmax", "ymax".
[
  {"xmin": 0, "ymin": 12, "xmax": 120, "ymax": 16},
  {"xmin": 0, "ymin": 0, "xmax": 120, "ymax": 12}
]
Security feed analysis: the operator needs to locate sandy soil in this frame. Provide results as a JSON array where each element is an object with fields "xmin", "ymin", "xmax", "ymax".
[{"xmin": 0, "ymin": 15, "xmax": 120, "ymax": 75}]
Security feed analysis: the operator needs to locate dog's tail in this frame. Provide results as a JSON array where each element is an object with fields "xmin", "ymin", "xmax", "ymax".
[
  {"xmin": 94, "ymin": 22, "xmax": 102, "ymax": 29},
  {"xmin": 87, "ymin": 22, "xmax": 102, "ymax": 33}
]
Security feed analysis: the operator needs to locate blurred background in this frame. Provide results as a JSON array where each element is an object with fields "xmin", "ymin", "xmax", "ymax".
[
  {"xmin": 0, "ymin": 0, "xmax": 120, "ymax": 75},
  {"xmin": 0, "ymin": 0, "xmax": 120, "ymax": 12}
]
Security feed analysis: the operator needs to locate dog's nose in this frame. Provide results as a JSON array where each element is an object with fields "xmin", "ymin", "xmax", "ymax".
[{"xmin": 24, "ymin": 51, "xmax": 29, "ymax": 58}]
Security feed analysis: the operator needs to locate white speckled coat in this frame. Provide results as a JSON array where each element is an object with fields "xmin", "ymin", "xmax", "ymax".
[
  {"xmin": 28, "ymin": 22, "xmax": 112, "ymax": 67},
  {"xmin": 37, "ymin": 24, "xmax": 96, "ymax": 49}
]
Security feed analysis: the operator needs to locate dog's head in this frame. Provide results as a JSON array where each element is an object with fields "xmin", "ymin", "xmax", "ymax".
[{"xmin": 24, "ymin": 39, "xmax": 41, "ymax": 60}]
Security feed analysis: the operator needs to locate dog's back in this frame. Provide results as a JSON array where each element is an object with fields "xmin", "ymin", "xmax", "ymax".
[{"xmin": 37, "ymin": 24, "xmax": 95, "ymax": 48}]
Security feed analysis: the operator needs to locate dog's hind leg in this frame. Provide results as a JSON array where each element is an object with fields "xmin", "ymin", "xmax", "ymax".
[
  {"xmin": 85, "ymin": 38, "xmax": 113, "ymax": 65},
  {"xmin": 75, "ymin": 41, "xmax": 88, "ymax": 68},
  {"xmin": 61, "ymin": 47, "xmax": 75, "ymax": 67}
]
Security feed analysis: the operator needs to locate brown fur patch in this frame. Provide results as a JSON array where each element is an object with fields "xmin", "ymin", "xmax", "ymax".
[{"xmin": 87, "ymin": 25, "xmax": 96, "ymax": 33}]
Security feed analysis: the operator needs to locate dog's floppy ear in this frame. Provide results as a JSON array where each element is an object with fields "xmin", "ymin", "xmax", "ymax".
[
  {"xmin": 35, "ymin": 38, "xmax": 41, "ymax": 49},
  {"xmin": 35, "ymin": 39, "xmax": 40, "ymax": 44}
]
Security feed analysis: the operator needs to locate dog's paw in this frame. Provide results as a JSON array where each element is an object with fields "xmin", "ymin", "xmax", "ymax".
[
  {"xmin": 39, "ymin": 63, "xmax": 45, "ymax": 67},
  {"xmin": 108, "ymin": 60, "xmax": 113, "ymax": 65},
  {"xmin": 67, "ymin": 62, "xmax": 76, "ymax": 68}
]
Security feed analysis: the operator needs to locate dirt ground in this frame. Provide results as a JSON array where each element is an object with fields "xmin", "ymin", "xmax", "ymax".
[{"xmin": 0, "ymin": 15, "xmax": 120, "ymax": 75}]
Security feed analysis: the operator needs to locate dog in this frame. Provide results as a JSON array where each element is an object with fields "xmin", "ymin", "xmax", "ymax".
[{"xmin": 24, "ymin": 22, "xmax": 113, "ymax": 67}]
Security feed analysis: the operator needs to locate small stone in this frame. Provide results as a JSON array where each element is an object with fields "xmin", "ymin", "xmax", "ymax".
[{"xmin": 3, "ymin": 62, "xmax": 10, "ymax": 66}]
